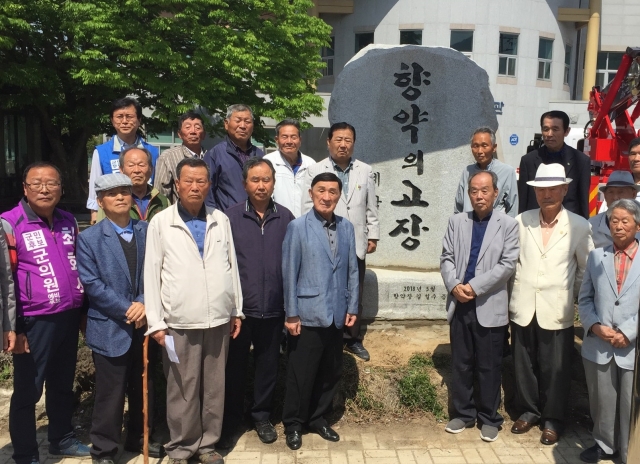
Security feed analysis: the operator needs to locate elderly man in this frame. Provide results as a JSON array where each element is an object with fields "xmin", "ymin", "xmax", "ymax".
[
  {"xmin": 1, "ymin": 162, "xmax": 89, "ymax": 464},
  {"xmin": 441, "ymin": 171, "xmax": 519, "ymax": 442},
  {"xmin": 510, "ymin": 163, "xmax": 594, "ymax": 445},
  {"xmin": 304, "ymin": 122, "xmax": 379, "ymax": 361},
  {"xmin": 145, "ymin": 158, "xmax": 243, "ymax": 464},
  {"xmin": 589, "ymin": 171, "xmax": 640, "ymax": 248},
  {"xmin": 1, "ymin": 220, "xmax": 16, "ymax": 352},
  {"xmin": 518, "ymin": 111, "xmax": 591, "ymax": 219},
  {"xmin": 87, "ymin": 97, "xmax": 160, "ymax": 223},
  {"xmin": 221, "ymin": 158, "xmax": 295, "ymax": 448},
  {"xmin": 77, "ymin": 173, "xmax": 163, "ymax": 464},
  {"xmin": 578, "ymin": 199, "xmax": 640, "ymax": 464},
  {"xmin": 204, "ymin": 104, "xmax": 264, "ymax": 211},
  {"xmin": 264, "ymin": 119, "xmax": 316, "ymax": 217},
  {"xmin": 155, "ymin": 111, "xmax": 207, "ymax": 204},
  {"xmin": 97, "ymin": 147, "xmax": 169, "ymax": 223},
  {"xmin": 282, "ymin": 172, "xmax": 359, "ymax": 450},
  {"xmin": 454, "ymin": 127, "xmax": 518, "ymax": 217}
]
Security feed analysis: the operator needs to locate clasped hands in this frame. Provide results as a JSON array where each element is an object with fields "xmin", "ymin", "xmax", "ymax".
[
  {"xmin": 452, "ymin": 283, "xmax": 476, "ymax": 303},
  {"xmin": 591, "ymin": 323, "xmax": 630, "ymax": 348}
]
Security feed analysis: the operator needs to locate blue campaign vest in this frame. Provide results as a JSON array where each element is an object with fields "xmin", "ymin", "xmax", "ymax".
[{"xmin": 95, "ymin": 137, "xmax": 160, "ymax": 181}]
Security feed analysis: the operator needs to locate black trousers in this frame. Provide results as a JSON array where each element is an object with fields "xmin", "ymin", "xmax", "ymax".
[
  {"xmin": 223, "ymin": 315, "xmax": 284, "ymax": 432},
  {"xmin": 449, "ymin": 301, "xmax": 506, "ymax": 427},
  {"xmin": 90, "ymin": 328, "xmax": 155, "ymax": 459},
  {"xmin": 343, "ymin": 258, "xmax": 366, "ymax": 342},
  {"xmin": 10, "ymin": 309, "xmax": 80, "ymax": 464},
  {"xmin": 511, "ymin": 317, "xmax": 574, "ymax": 431},
  {"xmin": 282, "ymin": 324, "xmax": 343, "ymax": 432}
]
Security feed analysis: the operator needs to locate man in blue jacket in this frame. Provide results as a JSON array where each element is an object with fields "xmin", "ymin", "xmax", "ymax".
[
  {"xmin": 221, "ymin": 158, "xmax": 294, "ymax": 449},
  {"xmin": 204, "ymin": 104, "xmax": 263, "ymax": 211},
  {"xmin": 281, "ymin": 172, "xmax": 359, "ymax": 450},
  {"xmin": 77, "ymin": 173, "xmax": 163, "ymax": 464}
]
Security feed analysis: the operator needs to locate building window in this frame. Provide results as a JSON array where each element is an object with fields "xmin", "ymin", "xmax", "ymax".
[
  {"xmin": 321, "ymin": 36, "xmax": 334, "ymax": 77},
  {"xmin": 538, "ymin": 38, "xmax": 553, "ymax": 80},
  {"xmin": 596, "ymin": 52, "xmax": 624, "ymax": 88},
  {"xmin": 400, "ymin": 30, "xmax": 422, "ymax": 45},
  {"xmin": 450, "ymin": 30, "xmax": 473, "ymax": 58},
  {"xmin": 564, "ymin": 44, "xmax": 572, "ymax": 85},
  {"xmin": 355, "ymin": 32, "xmax": 374, "ymax": 53},
  {"xmin": 498, "ymin": 33, "xmax": 518, "ymax": 77}
]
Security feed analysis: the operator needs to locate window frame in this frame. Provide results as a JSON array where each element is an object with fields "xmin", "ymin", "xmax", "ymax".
[
  {"xmin": 400, "ymin": 30, "xmax": 423, "ymax": 46},
  {"xmin": 321, "ymin": 36, "xmax": 335, "ymax": 77},
  {"xmin": 450, "ymin": 30, "xmax": 474, "ymax": 59},
  {"xmin": 537, "ymin": 37, "xmax": 553, "ymax": 81},
  {"xmin": 355, "ymin": 32, "xmax": 374, "ymax": 54},
  {"xmin": 498, "ymin": 33, "xmax": 518, "ymax": 77}
]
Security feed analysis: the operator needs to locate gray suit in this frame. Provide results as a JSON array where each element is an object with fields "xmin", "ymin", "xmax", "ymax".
[
  {"xmin": 439, "ymin": 210, "xmax": 519, "ymax": 427},
  {"xmin": 578, "ymin": 244, "xmax": 640, "ymax": 462},
  {"xmin": 440, "ymin": 211, "xmax": 520, "ymax": 327}
]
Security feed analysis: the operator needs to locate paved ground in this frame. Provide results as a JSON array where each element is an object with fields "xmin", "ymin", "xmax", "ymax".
[{"xmin": 0, "ymin": 423, "xmax": 618, "ymax": 464}]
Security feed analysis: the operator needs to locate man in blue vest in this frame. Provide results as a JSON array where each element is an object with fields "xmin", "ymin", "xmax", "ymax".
[{"xmin": 87, "ymin": 97, "xmax": 159, "ymax": 224}]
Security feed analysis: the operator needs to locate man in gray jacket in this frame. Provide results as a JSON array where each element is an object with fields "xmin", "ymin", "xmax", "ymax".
[{"xmin": 441, "ymin": 170, "xmax": 519, "ymax": 442}]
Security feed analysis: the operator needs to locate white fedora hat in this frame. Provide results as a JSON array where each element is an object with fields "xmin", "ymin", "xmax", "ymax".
[{"xmin": 526, "ymin": 163, "xmax": 572, "ymax": 188}]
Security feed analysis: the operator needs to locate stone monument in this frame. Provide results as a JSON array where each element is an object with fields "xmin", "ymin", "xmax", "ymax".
[{"xmin": 328, "ymin": 45, "xmax": 499, "ymax": 320}]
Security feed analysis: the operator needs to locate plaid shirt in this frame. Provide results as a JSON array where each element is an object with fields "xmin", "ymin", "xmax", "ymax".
[{"xmin": 613, "ymin": 239, "xmax": 639, "ymax": 293}]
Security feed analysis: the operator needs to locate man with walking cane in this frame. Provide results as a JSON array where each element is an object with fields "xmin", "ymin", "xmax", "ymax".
[{"xmin": 77, "ymin": 173, "xmax": 164, "ymax": 464}]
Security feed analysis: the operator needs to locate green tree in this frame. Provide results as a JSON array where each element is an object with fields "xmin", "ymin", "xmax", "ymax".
[{"xmin": 0, "ymin": 0, "xmax": 331, "ymax": 201}]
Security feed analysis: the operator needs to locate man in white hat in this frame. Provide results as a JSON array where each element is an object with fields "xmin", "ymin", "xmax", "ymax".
[
  {"xmin": 509, "ymin": 163, "xmax": 594, "ymax": 445},
  {"xmin": 589, "ymin": 171, "xmax": 640, "ymax": 248}
]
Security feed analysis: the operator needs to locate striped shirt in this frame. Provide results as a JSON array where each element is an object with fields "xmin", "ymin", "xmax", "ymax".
[
  {"xmin": 613, "ymin": 239, "xmax": 638, "ymax": 292},
  {"xmin": 153, "ymin": 145, "xmax": 205, "ymax": 203}
]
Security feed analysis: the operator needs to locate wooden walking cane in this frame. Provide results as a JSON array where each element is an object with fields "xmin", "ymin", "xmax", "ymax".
[{"xmin": 142, "ymin": 335, "xmax": 149, "ymax": 464}]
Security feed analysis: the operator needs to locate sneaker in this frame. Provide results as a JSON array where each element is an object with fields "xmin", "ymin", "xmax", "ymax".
[
  {"xmin": 49, "ymin": 440, "xmax": 91, "ymax": 457},
  {"xmin": 344, "ymin": 341, "xmax": 370, "ymax": 361},
  {"xmin": 255, "ymin": 420, "xmax": 277, "ymax": 444},
  {"xmin": 445, "ymin": 418, "xmax": 475, "ymax": 434},
  {"xmin": 198, "ymin": 451, "xmax": 224, "ymax": 464},
  {"xmin": 480, "ymin": 424, "xmax": 499, "ymax": 442}
]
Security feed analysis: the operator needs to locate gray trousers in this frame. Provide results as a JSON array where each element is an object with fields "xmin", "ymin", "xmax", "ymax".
[
  {"xmin": 163, "ymin": 324, "xmax": 230, "ymax": 459},
  {"xmin": 583, "ymin": 358, "xmax": 633, "ymax": 463}
]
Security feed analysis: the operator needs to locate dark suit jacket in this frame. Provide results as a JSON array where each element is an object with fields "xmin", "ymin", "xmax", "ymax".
[
  {"xmin": 77, "ymin": 219, "xmax": 148, "ymax": 357},
  {"xmin": 517, "ymin": 144, "xmax": 591, "ymax": 219}
]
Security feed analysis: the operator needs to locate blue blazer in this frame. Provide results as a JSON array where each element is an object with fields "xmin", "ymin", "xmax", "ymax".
[
  {"xmin": 77, "ymin": 219, "xmax": 148, "ymax": 357},
  {"xmin": 282, "ymin": 211, "xmax": 359, "ymax": 329},
  {"xmin": 578, "ymin": 244, "xmax": 640, "ymax": 370}
]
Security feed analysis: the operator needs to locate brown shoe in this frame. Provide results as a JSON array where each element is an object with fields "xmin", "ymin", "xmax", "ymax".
[
  {"xmin": 198, "ymin": 452, "xmax": 224, "ymax": 464},
  {"xmin": 540, "ymin": 428, "xmax": 559, "ymax": 445},
  {"xmin": 511, "ymin": 419, "xmax": 535, "ymax": 434}
]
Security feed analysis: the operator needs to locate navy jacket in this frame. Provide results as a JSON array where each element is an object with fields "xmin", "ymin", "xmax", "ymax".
[
  {"xmin": 204, "ymin": 136, "xmax": 263, "ymax": 211},
  {"xmin": 77, "ymin": 219, "xmax": 147, "ymax": 357},
  {"xmin": 226, "ymin": 200, "xmax": 294, "ymax": 318},
  {"xmin": 282, "ymin": 211, "xmax": 359, "ymax": 328}
]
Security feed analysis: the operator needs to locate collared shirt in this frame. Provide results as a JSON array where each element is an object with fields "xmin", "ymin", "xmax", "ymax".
[
  {"xmin": 290, "ymin": 155, "xmax": 303, "ymax": 175},
  {"xmin": 543, "ymin": 143, "xmax": 565, "ymax": 164},
  {"xmin": 177, "ymin": 201, "xmax": 207, "ymax": 257},
  {"xmin": 184, "ymin": 145, "xmax": 206, "ymax": 159},
  {"xmin": 246, "ymin": 199, "xmax": 276, "ymax": 226},
  {"xmin": 108, "ymin": 218, "xmax": 134, "ymax": 242},
  {"xmin": 331, "ymin": 157, "xmax": 354, "ymax": 195},
  {"xmin": 133, "ymin": 187, "xmax": 152, "ymax": 220},
  {"xmin": 613, "ymin": 239, "xmax": 639, "ymax": 292},
  {"xmin": 463, "ymin": 212, "xmax": 492, "ymax": 284},
  {"xmin": 540, "ymin": 207, "xmax": 563, "ymax": 248},
  {"xmin": 313, "ymin": 208, "xmax": 337, "ymax": 257},
  {"xmin": 115, "ymin": 135, "xmax": 141, "ymax": 152},
  {"xmin": 228, "ymin": 138, "xmax": 254, "ymax": 165}
]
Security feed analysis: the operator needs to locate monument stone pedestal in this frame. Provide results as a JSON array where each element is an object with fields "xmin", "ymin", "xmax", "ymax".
[{"xmin": 329, "ymin": 45, "xmax": 499, "ymax": 322}]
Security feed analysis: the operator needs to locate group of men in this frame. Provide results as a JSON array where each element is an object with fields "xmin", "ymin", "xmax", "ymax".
[
  {"xmin": 2, "ymin": 99, "xmax": 640, "ymax": 464},
  {"xmin": 444, "ymin": 110, "xmax": 640, "ymax": 464},
  {"xmin": 0, "ymin": 97, "xmax": 379, "ymax": 464}
]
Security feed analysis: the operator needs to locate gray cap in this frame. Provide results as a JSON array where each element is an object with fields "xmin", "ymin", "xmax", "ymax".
[{"xmin": 94, "ymin": 173, "xmax": 133, "ymax": 193}]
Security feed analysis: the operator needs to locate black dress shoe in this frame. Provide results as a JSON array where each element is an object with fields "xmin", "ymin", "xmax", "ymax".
[
  {"xmin": 579, "ymin": 444, "xmax": 618, "ymax": 463},
  {"xmin": 285, "ymin": 431, "xmax": 302, "ymax": 450},
  {"xmin": 311, "ymin": 425, "xmax": 340, "ymax": 442},
  {"xmin": 344, "ymin": 341, "xmax": 370, "ymax": 361},
  {"xmin": 255, "ymin": 420, "xmax": 277, "ymax": 444},
  {"xmin": 123, "ymin": 440, "xmax": 165, "ymax": 458}
]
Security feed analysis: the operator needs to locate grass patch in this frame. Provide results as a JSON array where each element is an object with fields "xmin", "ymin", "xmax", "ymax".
[{"xmin": 397, "ymin": 353, "xmax": 444, "ymax": 419}]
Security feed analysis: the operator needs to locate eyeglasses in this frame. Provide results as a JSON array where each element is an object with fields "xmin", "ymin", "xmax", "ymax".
[
  {"xmin": 25, "ymin": 182, "xmax": 62, "ymax": 192},
  {"xmin": 113, "ymin": 114, "xmax": 137, "ymax": 122}
]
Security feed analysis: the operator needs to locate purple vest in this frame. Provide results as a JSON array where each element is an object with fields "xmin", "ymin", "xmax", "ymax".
[{"xmin": 1, "ymin": 201, "xmax": 84, "ymax": 316}]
